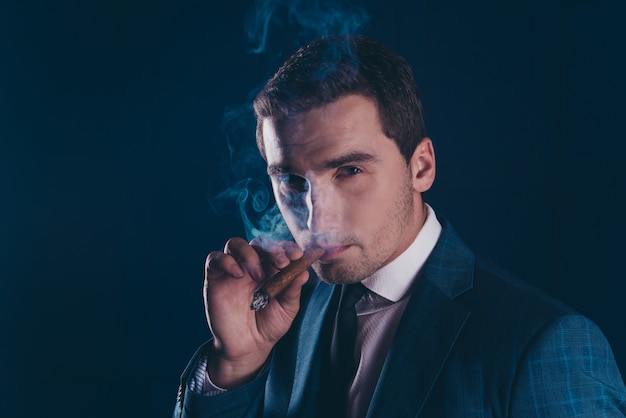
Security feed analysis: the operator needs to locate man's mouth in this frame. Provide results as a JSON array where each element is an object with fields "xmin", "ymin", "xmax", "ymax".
[{"xmin": 318, "ymin": 245, "xmax": 350, "ymax": 262}]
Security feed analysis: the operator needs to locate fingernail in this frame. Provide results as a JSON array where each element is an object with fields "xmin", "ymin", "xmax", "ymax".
[
  {"xmin": 232, "ymin": 265, "xmax": 245, "ymax": 278},
  {"xmin": 276, "ymin": 253, "xmax": 289, "ymax": 268}
]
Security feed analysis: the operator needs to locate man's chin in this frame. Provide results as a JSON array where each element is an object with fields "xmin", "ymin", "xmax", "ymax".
[{"xmin": 312, "ymin": 263, "xmax": 364, "ymax": 285}]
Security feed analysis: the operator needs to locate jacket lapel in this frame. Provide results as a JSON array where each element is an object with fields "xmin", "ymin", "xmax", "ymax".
[
  {"xmin": 289, "ymin": 279, "xmax": 337, "ymax": 413},
  {"xmin": 266, "ymin": 219, "xmax": 475, "ymax": 417},
  {"xmin": 265, "ymin": 278, "xmax": 337, "ymax": 417},
  {"xmin": 367, "ymin": 220, "xmax": 475, "ymax": 417}
]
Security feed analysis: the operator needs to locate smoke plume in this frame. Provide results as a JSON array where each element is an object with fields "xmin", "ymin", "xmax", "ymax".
[
  {"xmin": 245, "ymin": 0, "xmax": 369, "ymax": 54},
  {"xmin": 210, "ymin": 0, "xmax": 370, "ymax": 243}
]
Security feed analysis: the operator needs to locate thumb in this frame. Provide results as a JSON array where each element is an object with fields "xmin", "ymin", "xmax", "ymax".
[{"xmin": 274, "ymin": 270, "xmax": 310, "ymax": 317}]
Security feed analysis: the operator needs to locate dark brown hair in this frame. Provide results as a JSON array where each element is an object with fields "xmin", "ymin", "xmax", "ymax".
[{"xmin": 253, "ymin": 35, "xmax": 427, "ymax": 162}]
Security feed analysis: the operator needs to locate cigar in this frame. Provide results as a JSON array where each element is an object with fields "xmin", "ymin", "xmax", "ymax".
[{"xmin": 250, "ymin": 246, "xmax": 325, "ymax": 311}]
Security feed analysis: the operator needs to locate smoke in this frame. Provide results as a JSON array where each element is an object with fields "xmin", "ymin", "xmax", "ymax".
[
  {"xmin": 209, "ymin": 0, "xmax": 370, "ymax": 243},
  {"xmin": 209, "ymin": 177, "xmax": 292, "ymax": 242},
  {"xmin": 245, "ymin": 0, "xmax": 369, "ymax": 54},
  {"xmin": 208, "ymin": 102, "xmax": 292, "ymax": 242}
]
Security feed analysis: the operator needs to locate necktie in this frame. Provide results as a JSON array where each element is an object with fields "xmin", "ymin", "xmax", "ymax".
[{"xmin": 330, "ymin": 283, "xmax": 368, "ymax": 414}]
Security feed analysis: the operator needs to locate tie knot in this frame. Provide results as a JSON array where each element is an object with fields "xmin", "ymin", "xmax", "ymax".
[{"xmin": 339, "ymin": 282, "xmax": 368, "ymax": 312}]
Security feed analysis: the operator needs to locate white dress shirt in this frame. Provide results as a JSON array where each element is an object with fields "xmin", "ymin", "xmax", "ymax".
[{"xmin": 346, "ymin": 203, "xmax": 442, "ymax": 418}]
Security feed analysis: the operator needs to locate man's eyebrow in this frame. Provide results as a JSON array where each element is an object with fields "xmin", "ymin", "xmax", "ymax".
[
  {"xmin": 324, "ymin": 152, "xmax": 379, "ymax": 169},
  {"xmin": 266, "ymin": 152, "xmax": 379, "ymax": 176}
]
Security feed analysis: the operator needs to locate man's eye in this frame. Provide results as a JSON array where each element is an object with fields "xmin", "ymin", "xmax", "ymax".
[{"xmin": 341, "ymin": 166, "xmax": 362, "ymax": 176}]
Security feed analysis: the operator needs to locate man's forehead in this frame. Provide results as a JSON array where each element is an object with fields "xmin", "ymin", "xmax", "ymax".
[
  {"xmin": 260, "ymin": 95, "xmax": 389, "ymax": 167},
  {"xmin": 262, "ymin": 117, "xmax": 358, "ymax": 161},
  {"xmin": 261, "ymin": 117, "xmax": 307, "ymax": 148}
]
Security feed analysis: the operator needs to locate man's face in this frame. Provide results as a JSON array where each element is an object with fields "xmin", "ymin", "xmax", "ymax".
[{"xmin": 262, "ymin": 94, "xmax": 429, "ymax": 284}]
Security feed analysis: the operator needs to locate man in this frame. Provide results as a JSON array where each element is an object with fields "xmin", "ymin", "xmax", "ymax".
[{"xmin": 173, "ymin": 35, "xmax": 626, "ymax": 417}]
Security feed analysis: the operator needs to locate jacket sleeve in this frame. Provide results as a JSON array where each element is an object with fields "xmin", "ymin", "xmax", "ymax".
[
  {"xmin": 172, "ymin": 340, "xmax": 268, "ymax": 418},
  {"xmin": 510, "ymin": 314, "xmax": 626, "ymax": 417}
]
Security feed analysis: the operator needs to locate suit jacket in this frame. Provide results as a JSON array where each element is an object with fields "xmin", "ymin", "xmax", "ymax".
[{"xmin": 173, "ymin": 218, "xmax": 626, "ymax": 417}]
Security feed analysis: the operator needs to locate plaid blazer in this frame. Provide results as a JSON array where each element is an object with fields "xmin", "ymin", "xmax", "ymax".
[{"xmin": 174, "ymin": 218, "xmax": 626, "ymax": 417}]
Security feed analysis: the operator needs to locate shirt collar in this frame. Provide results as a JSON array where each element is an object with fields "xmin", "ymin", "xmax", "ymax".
[{"xmin": 361, "ymin": 204, "xmax": 442, "ymax": 303}]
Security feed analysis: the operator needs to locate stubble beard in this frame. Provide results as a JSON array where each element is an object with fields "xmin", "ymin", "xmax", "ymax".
[{"xmin": 311, "ymin": 173, "xmax": 416, "ymax": 285}]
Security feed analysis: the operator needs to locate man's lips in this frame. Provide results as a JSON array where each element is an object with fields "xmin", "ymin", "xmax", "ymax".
[{"xmin": 318, "ymin": 245, "xmax": 350, "ymax": 262}]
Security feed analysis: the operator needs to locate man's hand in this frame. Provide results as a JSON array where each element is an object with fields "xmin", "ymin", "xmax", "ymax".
[{"xmin": 203, "ymin": 237, "xmax": 309, "ymax": 389}]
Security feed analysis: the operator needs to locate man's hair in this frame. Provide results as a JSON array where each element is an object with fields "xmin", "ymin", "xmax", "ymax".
[{"xmin": 253, "ymin": 35, "xmax": 427, "ymax": 163}]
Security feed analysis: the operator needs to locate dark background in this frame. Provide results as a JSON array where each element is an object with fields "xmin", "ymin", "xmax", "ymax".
[{"xmin": 1, "ymin": 0, "xmax": 625, "ymax": 416}]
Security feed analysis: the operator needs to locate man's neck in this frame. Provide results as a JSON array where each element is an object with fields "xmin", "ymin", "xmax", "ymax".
[{"xmin": 361, "ymin": 204, "xmax": 442, "ymax": 302}]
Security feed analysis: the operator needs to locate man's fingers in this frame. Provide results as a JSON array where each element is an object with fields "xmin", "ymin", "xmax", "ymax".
[
  {"xmin": 224, "ymin": 237, "xmax": 264, "ymax": 281},
  {"xmin": 273, "ymin": 270, "xmax": 310, "ymax": 316},
  {"xmin": 249, "ymin": 237, "xmax": 304, "ymax": 270},
  {"xmin": 209, "ymin": 237, "xmax": 307, "ymax": 284},
  {"xmin": 283, "ymin": 241, "xmax": 305, "ymax": 261},
  {"xmin": 205, "ymin": 251, "xmax": 245, "ymax": 279}
]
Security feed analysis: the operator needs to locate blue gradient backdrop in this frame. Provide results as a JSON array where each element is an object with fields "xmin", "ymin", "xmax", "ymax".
[{"xmin": 1, "ymin": 1, "xmax": 625, "ymax": 417}]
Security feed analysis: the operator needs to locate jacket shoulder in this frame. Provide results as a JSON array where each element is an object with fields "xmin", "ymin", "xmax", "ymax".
[{"xmin": 468, "ymin": 257, "xmax": 576, "ymax": 320}]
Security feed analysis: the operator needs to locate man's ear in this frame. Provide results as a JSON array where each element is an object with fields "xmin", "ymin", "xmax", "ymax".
[{"xmin": 410, "ymin": 137, "xmax": 436, "ymax": 193}]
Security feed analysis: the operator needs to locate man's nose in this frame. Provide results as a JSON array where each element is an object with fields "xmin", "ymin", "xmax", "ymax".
[{"xmin": 305, "ymin": 183, "xmax": 338, "ymax": 233}]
